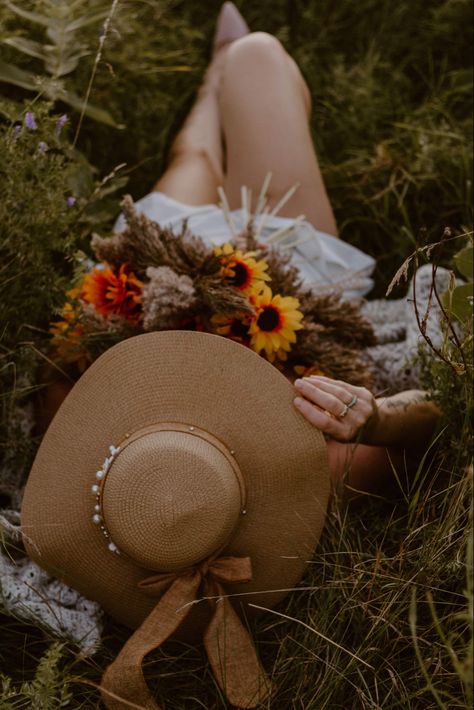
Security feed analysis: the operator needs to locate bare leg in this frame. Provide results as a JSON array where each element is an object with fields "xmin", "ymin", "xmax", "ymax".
[
  {"xmin": 152, "ymin": 53, "xmax": 227, "ymax": 206},
  {"xmin": 220, "ymin": 32, "xmax": 338, "ymax": 236},
  {"xmin": 327, "ymin": 440, "xmax": 409, "ymax": 500},
  {"xmin": 153, "ymin": 31, "xmax": 337, "ymax": 236}
]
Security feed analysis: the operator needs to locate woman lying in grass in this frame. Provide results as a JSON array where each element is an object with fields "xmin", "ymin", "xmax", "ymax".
[
  {"xmin": 17, "ymin": 6, "xmax": 453, "ymax": 709},
  {"xmin": 38, "ymin": 3, "xmax": 442, "ymax": 499}
]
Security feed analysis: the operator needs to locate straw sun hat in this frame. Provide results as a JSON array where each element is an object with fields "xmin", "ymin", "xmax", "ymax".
[{"xmin": 21, "ymin": 330, "xmax": 330, "ymax": 709}]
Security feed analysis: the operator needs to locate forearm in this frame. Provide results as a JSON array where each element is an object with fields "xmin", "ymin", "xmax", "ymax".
[{"xmin": 364, "ymin": 390, "xmax": 441, "ymax": 449}]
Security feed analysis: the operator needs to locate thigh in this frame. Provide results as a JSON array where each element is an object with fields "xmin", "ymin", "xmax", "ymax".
[{"xmin": 219, "ymin": 33, "xmax": 338, "ymax": 236}]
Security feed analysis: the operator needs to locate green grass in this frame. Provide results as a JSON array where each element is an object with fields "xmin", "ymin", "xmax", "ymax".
[
  {"xmin": 1, "ymin": 458, "xmax": 472, "ymax": 708},
  {"xmin": 0, "ymin": 0, "xmax": 473, "ymax": 707}
]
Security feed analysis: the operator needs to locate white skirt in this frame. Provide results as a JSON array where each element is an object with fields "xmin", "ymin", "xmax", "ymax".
[{"xmin": 114, "ymin": 191, "xmax": 375, "ymax": 299}]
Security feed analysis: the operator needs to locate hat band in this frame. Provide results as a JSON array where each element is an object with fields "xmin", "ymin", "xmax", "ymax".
[
  {"xmin": 90, "ymin": 422, "xmax": 248, "ymax": 557},
  {"xmin": 100, "ymin": 553, "xmax": 271, "ymax": 709}
]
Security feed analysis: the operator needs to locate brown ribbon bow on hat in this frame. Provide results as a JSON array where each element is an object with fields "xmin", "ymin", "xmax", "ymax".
[{"xmin": 100, "ymin": 555, "xmax": 271, "ymax": 709}]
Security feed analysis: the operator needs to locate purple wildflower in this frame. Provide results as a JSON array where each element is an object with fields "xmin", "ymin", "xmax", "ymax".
[
  {"xmin": 55, "ymin": 114, "xmax": 68, "ymax": 136},
  {"xmin": 24, "ymin": 112, "xmax": 37, "ymax": 130},
  {"xmin": 38, "ymin": 141, "xmax": 49, "ymax": 154},
  {"xmin": 66, "ymin": 196, "xmax": 77, "ymax": 208},
  {"xmin": 12, "ymin": 125, "xmax": 22, "ymax": 141}
]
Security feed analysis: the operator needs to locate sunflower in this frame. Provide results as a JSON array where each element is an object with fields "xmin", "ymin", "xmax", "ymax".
[
  {"xmin": 214, "ymin": 243, "xmax": 270, "ymax": 294},
  {"xmin": 81, "ymin": 263, "xmax": 143, "ymax": 322},
  {"xmin": 211, "ymin": 312, "xmax": 252, "ymax": 345},
  {"xmin": 248, "ymin": 285, "xmax": 304, "ymax": 362}
]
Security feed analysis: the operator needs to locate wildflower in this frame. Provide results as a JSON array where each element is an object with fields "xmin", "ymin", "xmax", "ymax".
[
  {"xmin": 24, "ymin": 112, "xmax": 37, "ymax": 130},
  {"xmin": 248, "ymin": 285, "xmax": 304, "ymax": 362},
  {"xmin": 67, "ymin": 196, "xmax": 77, "ymax": 208},
  {"xmin": 214, "ymin": 243, "xmax": 270, "ymax": 294},
  {"xmin": 55, "ymin": 114, "xmax": 68, "ymax": 136},
  {"xmin": 82, "ymin": 263, "xmax": 144, "ymax": 322},
  {"xmin": 50, "ymin": 321, "xmax": 90, "ymax": 372},
  {"xmin": 12, "ymin": 125, "xmax": 22, "ymax": 141},
  {"xmin": 37, "ymin": 141, "xmax": 49, "ymax": 154},
  {"xmin": 50, "ymin": 291, "xmax": 91, "ymax": 372}
]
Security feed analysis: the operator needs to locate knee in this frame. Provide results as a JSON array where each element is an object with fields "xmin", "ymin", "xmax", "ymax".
[{"xmin": 225, "ymin": 31, "xmax": 286, "ymax": 67}]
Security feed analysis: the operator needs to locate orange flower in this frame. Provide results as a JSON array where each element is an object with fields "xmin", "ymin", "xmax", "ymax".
[
  {"xmin": 50, "ymin": 320, "xmax": 91, "ymax": 373},
  {"xmin": 50, "ymin": 290, "xmax": 91, "ymax": 372},
  {"xmin": 81, "ymin": 263, "xmax": 143, "ymax": 322}
]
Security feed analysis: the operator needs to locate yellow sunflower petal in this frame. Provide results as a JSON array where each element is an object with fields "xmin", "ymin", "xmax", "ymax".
[
  {"xmin": 264, "ymin": 341, "xmax": 275, "ymax": 358},
  {"xmin": 261, "ymin": 284, "xmax": 273, "ymax": 301},
  {"xmin": 251, "ymin": 331, "xmax": 265, "ymax": 352},
  {"xmin": 268, "ymin": 332, "xmax": 281, "ymax": 350},
  {"xmin": 280, "ymin": 330, "xmax": 297, "ymax": 344}
]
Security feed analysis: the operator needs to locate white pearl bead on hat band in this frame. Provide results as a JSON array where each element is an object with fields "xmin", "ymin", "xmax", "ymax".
[{"xmin": 91, "ymin": 444, "xmax": 122, "ymax": 553}]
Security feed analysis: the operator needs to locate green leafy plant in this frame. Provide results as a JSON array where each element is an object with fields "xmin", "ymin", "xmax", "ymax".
[
  {"xmin": 0, "ymin": 643, "xmax": 72, "ymax": 708},
  {"xmin": 0, "ymin": 102, "xmax": 127, "ymax": 501},
  {"xmin": 392, "ymin": 231, "xmax": 474, "ymax": 471},
  {"xmin": 0, "ymin": 104, "xmax": 114, "ymax": 345},
  {"xmin": 0, "ymin": 0, "xmax": 120, "ymax": 126},
  {"xmin": 441, "ymin": 243, "xmax": 474, "ymax": 323}
]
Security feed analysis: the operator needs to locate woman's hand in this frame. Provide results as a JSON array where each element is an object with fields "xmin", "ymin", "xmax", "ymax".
[
  {"xmin": 294, "ymin": 377, "xmax": 442, "ymax": 450},
  {"xmin": 293, "ymin": 375, "xmax": 378, "ymax": 443}
]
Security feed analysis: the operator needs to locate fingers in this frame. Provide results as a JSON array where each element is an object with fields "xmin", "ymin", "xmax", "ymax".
[
  {"xmin": 293, "ymin": 395, "xmax": 335, "ymax": 433},
  {"xmin": 293, "ymin": 376, "xmax": 377, "ymax": 443},
  {"xmin": 294, "ymin": 378, "xmax": 352, "ymax": 418},
  {"xmin": 306, "ymin": 375, "xmax": 367, "ymax": 398}
]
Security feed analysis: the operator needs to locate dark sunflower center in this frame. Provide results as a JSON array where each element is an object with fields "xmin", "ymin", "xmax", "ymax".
[
  {"xmin": 228, "ymin": 261, "xmax": 250, "ymax": 288},
  {"xmin": 257, "ymin": 306, "xmax": 281, "ymax": 332},
  {"xmin": 230, "ymin": 319, "xmax": 250, "ymax": 339}
]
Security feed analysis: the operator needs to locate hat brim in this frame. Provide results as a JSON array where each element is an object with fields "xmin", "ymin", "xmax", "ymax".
[{"xmin": 21, "ymin": 331, "xmax": 329, "ymax": 629}]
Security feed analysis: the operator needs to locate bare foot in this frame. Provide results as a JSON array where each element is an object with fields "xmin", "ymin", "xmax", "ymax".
[{"xmin": 213, "ymin": 2, "xmax": 250, "ymax": 54}]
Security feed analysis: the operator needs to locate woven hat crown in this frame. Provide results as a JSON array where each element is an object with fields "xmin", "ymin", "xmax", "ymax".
[{"xmin": 102, "ymin": 423, "xmax": 246, "ymax": 571}]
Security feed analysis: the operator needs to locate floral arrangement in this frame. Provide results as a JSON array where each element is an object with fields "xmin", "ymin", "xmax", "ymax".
[{"xmin": 49, "ymin": 195, "xmax": 376, "ymax": 386}]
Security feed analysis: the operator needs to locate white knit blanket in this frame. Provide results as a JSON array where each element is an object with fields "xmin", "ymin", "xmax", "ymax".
[{"xmin": 0, "ymin": 264, "xmax": 450, "ymax": 653}]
